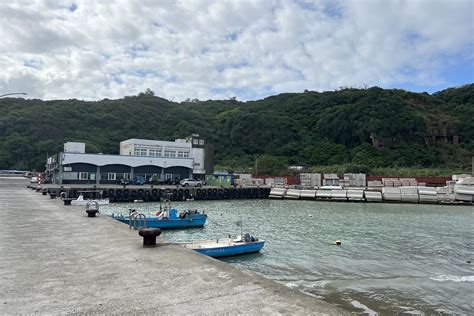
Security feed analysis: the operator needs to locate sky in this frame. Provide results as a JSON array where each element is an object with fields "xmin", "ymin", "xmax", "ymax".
[{"xmin": 0, "ymin": 0, "xmax": 473, "ymax": 101}]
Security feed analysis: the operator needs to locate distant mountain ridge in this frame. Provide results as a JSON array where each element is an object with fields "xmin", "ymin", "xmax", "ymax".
[{"xmin": 0, "ymin": 84, "xmax": 472, "ymax": 171}]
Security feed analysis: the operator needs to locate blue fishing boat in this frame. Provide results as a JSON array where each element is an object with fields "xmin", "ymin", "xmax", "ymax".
[
  {"xmin": 111, "ymin": 195, "xmax": 207, "ymax": 229},
  {"xmin": 181, "ymin": 233, "xmax": 265, "ymax": 258}
]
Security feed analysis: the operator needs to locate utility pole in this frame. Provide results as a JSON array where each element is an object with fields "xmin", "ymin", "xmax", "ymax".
[{"xmin": 255, "ymin": 156, "xmax": 258, "ymax": 177}]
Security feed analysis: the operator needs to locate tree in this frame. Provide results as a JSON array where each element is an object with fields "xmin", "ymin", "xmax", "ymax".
[{"xmin": 138, "ymin": 88, "xmax": 155, "ymax": 97}]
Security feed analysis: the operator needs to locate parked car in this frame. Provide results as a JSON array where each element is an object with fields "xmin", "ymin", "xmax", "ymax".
[
  {"xmin": 30, "ymin": 176, "xmax": 38, "ymax": 183},
  {"xmin": 132, "ymin": 176, "xmax": 145, "ymax": 185},
  {"xmin": 118, "ymin": 178, "xmax": 130, "ymax": 185},
  {"xmin": 180, "ymin": 178, "xmax": 203, "ymax": 187}
]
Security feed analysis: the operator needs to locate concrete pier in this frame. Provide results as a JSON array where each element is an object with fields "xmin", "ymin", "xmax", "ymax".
[{"xmin": 0, "ymin": 177, "xmax": 346, "ymax": 314}]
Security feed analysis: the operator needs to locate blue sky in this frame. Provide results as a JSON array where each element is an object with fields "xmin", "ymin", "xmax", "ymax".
[{"xmin": 0, "ymin": 0, "xmax": 472, "ymax": 101}]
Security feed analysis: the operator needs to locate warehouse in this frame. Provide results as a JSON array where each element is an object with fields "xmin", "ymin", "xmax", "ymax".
[{"xmin": 45, "ymin": 134, "xmax": 214, "ymax": 185}]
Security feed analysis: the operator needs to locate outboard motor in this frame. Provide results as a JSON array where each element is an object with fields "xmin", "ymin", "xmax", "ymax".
[{"xmin": 243, "ymin": 233, "xmax": 251, "ymax": 242}]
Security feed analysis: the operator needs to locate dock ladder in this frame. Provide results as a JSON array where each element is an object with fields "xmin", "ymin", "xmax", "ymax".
[{"xmin": 129, "ymin": 212, "xmax": 147, "ymax": 230}]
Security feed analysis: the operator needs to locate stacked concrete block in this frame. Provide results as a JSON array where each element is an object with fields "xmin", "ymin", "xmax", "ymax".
[
  {"xmin": 300, "ymin": 190, "xmax": 317, "ymax": 199},
  {"xmin": 454, "ymin": 176, "xmax": 474, "ymax": 202},
  {"xmin": 331, "ymin": 189, "xmax": 347, "ymax": 200},
  {"xmin": 382, "ymin": 178, "xmax": 397, "ymax": 187},
  {"xmin": 364, "ymin": 190, "xmax": 383, "ymax": 202},
  {"xmin": 367, "ymin": 180, "xmax": 384, "ymax": 189},
  {"xmin": 400, "ymin": 178, "xmax": 417, "ymax": 186},
  {"xmin": 347, "ymin": 189, "xmax": 364, "ymax": 201},
  {"xmin": 323, "ymin": 174, "xmax": 339, "ymax": 186},
  {"xmin": 436, "ymin": 187, "xmax": 453, "ymax": 202},
  {"xmin": 285, "ymin": 189, "xmax": 302, "ymax": 199},
  {"xmin": 299, "ymin": 173, "xmax": 321, "ymax": 188},
  {"xmin": 316, "ymin": 189, "xmax": 332, "ymax": 199},
  {"xmin": 269, "ymin": 187, "xmax": 287, "ymax": 199},
  {"xmin": 400, "ymin": 186, "xmax": 419, "ymax": 203},
  {"xmin": 382, "ymin": 187, "xmax": 402, "ymax": 201},
  {"xmin": 343, "ymin": 173, "xmax": 366, "ymax": 187},
  {"xmin": 418, "ymin": 186, "xmax": 438, "ymax": 203},
  {"xmin": 264, "ymin": 178, "xmax": 275, "ymax": 186},
  {"xmin": 265, "ymin": 177, "xmax": 288, "ymax": 186}
]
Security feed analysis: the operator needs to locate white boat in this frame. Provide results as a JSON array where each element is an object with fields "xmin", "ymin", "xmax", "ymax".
[{"xmin": 71, "ymin": 192, "xmax": 110, "ymax": 206}]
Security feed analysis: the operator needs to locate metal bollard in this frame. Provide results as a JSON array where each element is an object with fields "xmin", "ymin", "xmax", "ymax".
[
  {"xmin": 85, "ymin": 201, "xmax": 100, "ymax": 217},
  {"xmin": 138, "ymin": 228, "xmax": 162, "ymax": 246}
]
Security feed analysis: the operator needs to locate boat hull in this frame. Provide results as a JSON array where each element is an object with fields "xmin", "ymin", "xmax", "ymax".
[
  {"xmin": 192, "ymin": 241, "xmax": 265, "ymax": 258},
  {"xmin": 114, "ymin": 216, "xmax": 206, "ymax": 229}
]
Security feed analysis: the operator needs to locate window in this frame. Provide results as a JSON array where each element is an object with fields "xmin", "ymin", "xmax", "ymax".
[
  {"xmin": 164, "ymin": 150, "xmax": 171, "ymax": 157},
  {"xmin": 139, "ymin": 149, "xmax": 147, "ymax": 156},
  {"xmin": 107, "ymin": 173, "xmax": 116, "ymax": 180},
  {"xmin": 149, "ymin": 149, "xmax": 162, "ymax": 157},
  {"xmin": 63, "ymin": 172, "xmax": 78, "ymax": 180},
  {"xmin": 165, "ymin": 173, "xmax": 173, "ymax": 180},
  {"xmin": 199, "ymin": 139, "xmax": 204, "ymax": 145},
  {"xmin": 193, "ymin": 139, "xmax": 198, "ymax": 145},
  {"xmin": 133, "ymin": 149, "xmax": 140, "ymax": 156},
  {"xmin": 123, "ymin": 173, "xmax": 131, "ymax": 180},
  {"xmin": 183, "ymin": 152, "xmax": 189, "ymax": 158},
  {"xmin": 194, "ymin": 162, "xmax": 200, "ymax": 167},
  {"xmin": 177, "ymin": 151, "xmax": 184, "ymax": 158},
  {"xmin": 152, "ymin": 147, "xmax": 162, "ymax": 157},
  {"xmin": 79, "ymin": 172, "xmax": 88, "ymax": 180}
]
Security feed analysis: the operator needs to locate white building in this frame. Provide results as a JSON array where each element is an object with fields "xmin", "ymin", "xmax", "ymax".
[
  {"xmin": 119, "ymin": 134, "xmax": 211, "ymax": 176},
  {"xmin": 46, "ymin": 135, "xmax": 214, "ymax": 185}
]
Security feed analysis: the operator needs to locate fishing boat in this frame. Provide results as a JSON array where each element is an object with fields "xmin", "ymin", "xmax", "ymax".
[
  {"xmin": 180, "ymin": 233, "xmax": 265, "ymax": 258},
  {"xmin": 111, "ymin": 194, "xmax": 207, "ymax": 229},
  {"xmin": 71, "ymin": 191, "xmax": 110, "ymax": 206}
]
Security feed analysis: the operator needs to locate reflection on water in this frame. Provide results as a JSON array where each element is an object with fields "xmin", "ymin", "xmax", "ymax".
[{"xmin": 101, "ymin": 200, "xmax": 474, "ymax": 314}]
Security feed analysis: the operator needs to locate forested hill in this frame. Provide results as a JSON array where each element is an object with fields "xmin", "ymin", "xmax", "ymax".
[{"xmin": 0, "ymin": 84, "xmax": 473, "ymax": 173}]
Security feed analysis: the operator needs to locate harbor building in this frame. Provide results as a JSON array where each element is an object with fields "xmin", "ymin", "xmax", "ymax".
[{"xmin": 45, "ymin": 134, "xmax": 214, "ymax": 184}]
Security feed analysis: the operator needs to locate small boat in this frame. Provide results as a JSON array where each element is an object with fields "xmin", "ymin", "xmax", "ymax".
[
  {"xmin": 180, "ymin": 233, "xmax": 265, "ymax": 258},
  {"xmin": 111, "ymin": 195, "xmax": 207, "ymax": 229},
  {"xmin": 71, "ymin": 191, "xmax": 110, "ymax": 206}
]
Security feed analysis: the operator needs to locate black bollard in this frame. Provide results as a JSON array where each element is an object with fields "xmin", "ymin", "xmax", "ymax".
[
  {"xmin": 138, "ymin": 228, "xmax": 162, "ymax": 246},
  {"xmin": 86, "ymin": 209, "xmax": 99, "ymax": 217}
]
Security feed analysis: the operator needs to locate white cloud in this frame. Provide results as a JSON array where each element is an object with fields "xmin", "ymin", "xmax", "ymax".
[{"xmin": 0, "ymin": 0, "xmax": 472, "ymax": 101}]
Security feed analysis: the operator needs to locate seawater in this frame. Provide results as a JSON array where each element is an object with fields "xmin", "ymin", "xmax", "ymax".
[{"xmin": 101, "ymin": 200, "xmax": 474, "ymax": 314}]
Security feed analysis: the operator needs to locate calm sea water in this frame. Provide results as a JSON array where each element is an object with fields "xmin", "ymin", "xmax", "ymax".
[{"xmin": 101, "ymin": 200, "xmax": 474, "ymax": 314}]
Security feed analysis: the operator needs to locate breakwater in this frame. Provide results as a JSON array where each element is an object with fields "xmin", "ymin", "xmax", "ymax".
[{"xmin": 30, "ymin": 185, "xmax": 272, "ymax": 202}]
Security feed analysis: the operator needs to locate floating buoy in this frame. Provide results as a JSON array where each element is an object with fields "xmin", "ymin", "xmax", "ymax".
[
  {"xmin": 309, "ymin": 215, "xmax": 313, "ymax": 217},
  {"xmin": 333, "ymin": 240, "xmax": 342, "ymax": 246}
]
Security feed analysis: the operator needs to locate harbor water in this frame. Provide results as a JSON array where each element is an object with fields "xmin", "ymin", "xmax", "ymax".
[{"xmin": 101, "ymin": 200, "xmax": 474, "ymax": 314}]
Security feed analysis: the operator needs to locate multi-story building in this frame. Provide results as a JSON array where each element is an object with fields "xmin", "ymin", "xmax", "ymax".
[{"xmin": 46, "ymin": 135, "xmax": 214, "ymax": 184}]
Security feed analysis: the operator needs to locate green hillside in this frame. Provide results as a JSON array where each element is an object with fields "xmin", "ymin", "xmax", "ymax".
[{"xmin": 0, "ymin": 85, "xmax": 472, "ymax": 175}]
